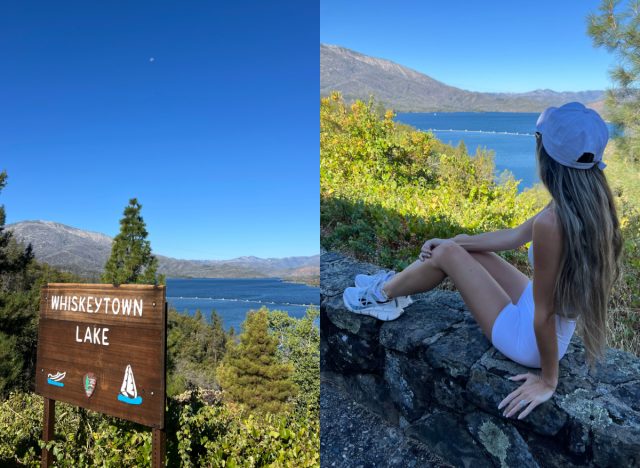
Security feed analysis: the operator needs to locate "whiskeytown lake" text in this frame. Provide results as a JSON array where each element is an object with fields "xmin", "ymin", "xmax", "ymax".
[{"xmin": 50, "ymin": 295, "xmax": 144, "ymax": 316}]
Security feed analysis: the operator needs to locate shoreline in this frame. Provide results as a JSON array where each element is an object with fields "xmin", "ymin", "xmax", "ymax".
[{"xmin": 165, "ymin": 276, "xmax": 319, "ymax": 288}]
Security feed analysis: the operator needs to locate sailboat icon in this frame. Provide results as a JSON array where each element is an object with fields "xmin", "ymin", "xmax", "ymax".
[{"xmin": 117, "ymin": 365, "xmax": 143, "ymax": 405}]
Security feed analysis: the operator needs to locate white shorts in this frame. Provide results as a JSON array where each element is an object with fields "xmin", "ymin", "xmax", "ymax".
[{"xmin": 490, "ymin": 281, "xmax": 576, "ymax": 368}]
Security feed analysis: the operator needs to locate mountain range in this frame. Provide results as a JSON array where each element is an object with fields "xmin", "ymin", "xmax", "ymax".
[
  {"xmin": 7, "ymin": 221, "xmax": 319, "ymax": 285},
  {"xmin": 321, "ymin": 44, "xmax": 605, "ymax": 113}
]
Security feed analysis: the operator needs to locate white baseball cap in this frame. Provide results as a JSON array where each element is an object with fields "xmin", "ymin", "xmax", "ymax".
[{"xmin": 535, "ymin": 102, "xmax": 608, "ymax": 170}]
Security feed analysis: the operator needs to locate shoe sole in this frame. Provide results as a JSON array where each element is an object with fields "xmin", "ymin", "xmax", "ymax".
[
  {"xmin": 342, "ymin": 290, "xmax": 405, "ymax": 321},
  {"xmin": 354, "ymin": 277, "xmax": 413, "ymax": 310}
]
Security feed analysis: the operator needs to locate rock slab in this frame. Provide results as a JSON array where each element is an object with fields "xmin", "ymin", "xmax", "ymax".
[
  {"xmin": 321, "ymin": 251, "xmax": 640, "ymax": 467},
  {"xmin": 321, "ymin": 375, "xmax": 452, "ymax": 468}
]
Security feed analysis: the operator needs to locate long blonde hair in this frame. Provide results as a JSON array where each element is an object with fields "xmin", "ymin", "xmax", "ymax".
[{"xmin": 536, "ymin": 135, "xmax": 623, "ymax": 365}]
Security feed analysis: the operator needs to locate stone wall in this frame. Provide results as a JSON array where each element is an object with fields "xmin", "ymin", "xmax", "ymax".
[{"xmin": 321, "ymin": 251, "xmax": 640, "ymax": 468}]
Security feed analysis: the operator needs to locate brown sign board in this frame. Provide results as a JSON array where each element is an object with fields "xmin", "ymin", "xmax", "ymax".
[{"xmin": 35, "ymin": 283, "xmax": 167, "ymax": 429}]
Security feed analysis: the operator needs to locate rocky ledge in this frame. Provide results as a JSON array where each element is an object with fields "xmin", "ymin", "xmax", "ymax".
[{"xmin": 321, "ymin": 251, "xmax": 640, "ymax": 468}]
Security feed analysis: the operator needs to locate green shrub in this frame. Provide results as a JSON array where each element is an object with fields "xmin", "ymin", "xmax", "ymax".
[
  {"xmin": 320, "ymin": 92, "xmax": 540, "ymax": 271},
  {"xmin": 0, "ymin": 390, "xmax": 319, "ymax": 467}
]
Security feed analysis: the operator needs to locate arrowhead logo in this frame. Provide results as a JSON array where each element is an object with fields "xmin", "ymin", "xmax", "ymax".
[{"xmin": 84, "ymin": 372, "xmax": 97, "ymax": 398}]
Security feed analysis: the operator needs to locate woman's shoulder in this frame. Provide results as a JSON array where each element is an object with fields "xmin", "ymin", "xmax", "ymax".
[{"xmin": 533, "ymin": 205, "xmax": 562, "ymax": 243}]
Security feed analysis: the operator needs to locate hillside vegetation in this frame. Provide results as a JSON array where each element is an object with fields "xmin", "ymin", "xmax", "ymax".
[
  {"xmin": 1, "ymin": 388, "xmax": 319, "ymax": 467},
  {"xmin": 320, "ymin": 92, "xmax": 639, "ymax": 356}
]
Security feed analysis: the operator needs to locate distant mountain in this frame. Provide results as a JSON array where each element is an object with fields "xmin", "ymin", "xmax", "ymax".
[
  {"xmin": 586, "ymin": 98, "xmax": 606, "ymax": 115},
  {"xmin": 7, "ymin": 221, "xmax": 319, "ymax": 284},
  {"xmin": 321, "ymin": 44, "xmax": 605, "ymax": 112}
]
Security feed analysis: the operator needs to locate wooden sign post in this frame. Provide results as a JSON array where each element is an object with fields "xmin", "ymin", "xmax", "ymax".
[{"xmin": 35, "ymin": 283, "xmax": 167, "ymax": 467}]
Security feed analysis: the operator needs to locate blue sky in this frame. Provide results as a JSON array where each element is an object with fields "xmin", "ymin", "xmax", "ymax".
[
  {"xmin": 321, "ymin": 1, "xmax": 614, "ymax": 93},
  {"xmin": 1, "ymin": 1, "xmax": 318, "ymax": 260}
]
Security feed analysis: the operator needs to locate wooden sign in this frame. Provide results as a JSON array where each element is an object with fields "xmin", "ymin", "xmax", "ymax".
[{"xmin": 35, "ymin": 283, "xmax": 167, "ymax": 429}]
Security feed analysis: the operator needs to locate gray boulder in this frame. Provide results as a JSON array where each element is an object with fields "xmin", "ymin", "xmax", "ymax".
[{"xmin": 321, "ymin": 251, "xmax": 640, "ymax": 467}]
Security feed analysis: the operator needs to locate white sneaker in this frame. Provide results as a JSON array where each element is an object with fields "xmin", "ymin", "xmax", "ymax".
[
  {"xmin": 342, "ymin": 285, "xmax": 405, "ymax": 321},
  {"xmin": 354, "ymin": 270, "xmax": 413, "ymax": 309},
  {"xmin": 355, "ymin": 270, "xmax": 395, "ymax": 288}
]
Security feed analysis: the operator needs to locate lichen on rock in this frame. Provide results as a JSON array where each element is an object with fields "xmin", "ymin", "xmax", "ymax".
[
  {"xmin": 558, "ymin": 388, "xmax": 612, "ymax": 429},
  {"xmin": 477, "ymin": 420, "xmax": 509, "ymax": 467}
]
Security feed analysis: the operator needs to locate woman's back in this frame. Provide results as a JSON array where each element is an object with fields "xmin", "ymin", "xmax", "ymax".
[{"xmin": 528, "ymin": 231, "xmax": 577, "ymax": 325}]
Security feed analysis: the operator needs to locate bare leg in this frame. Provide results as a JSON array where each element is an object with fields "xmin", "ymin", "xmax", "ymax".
[
  {"xmin": 384, "ymin": 249, "xmax": 529, "ymax": 304},
  {"xmin": 382, "ymin": 258, "xmax": 446, "ymax": 298},
  {"xmin": 382, "ymin": 241, "xmax": 513, "ymax": 339}
]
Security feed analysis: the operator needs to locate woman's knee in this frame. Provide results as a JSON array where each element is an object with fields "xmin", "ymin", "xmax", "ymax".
[{"xmin": 430, "ymin": 239, "xmax": 465, "ymax": 268}]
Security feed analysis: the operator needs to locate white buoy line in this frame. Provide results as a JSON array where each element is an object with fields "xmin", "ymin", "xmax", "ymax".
[
  {"xmin": 167, "ymin": 296, "xmax": 317, "ymax": 307},
  {"xmin": 428, "ymin": 129, "xmax": 535, "ymax": 136}
]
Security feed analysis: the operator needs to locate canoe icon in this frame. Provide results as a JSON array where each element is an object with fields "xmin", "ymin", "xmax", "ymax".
[{"xmin": 47, "ymin": 371, "xmax": 66, "ymax": 387}]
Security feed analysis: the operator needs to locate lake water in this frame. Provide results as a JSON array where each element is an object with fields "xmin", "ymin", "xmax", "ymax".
[
  {"xmin": 395, "ymin": 112, "xmax": 617, "ymax": 191},
  {"xmin": 166, "ymin": 278, "xmax": 319, "ymax": 332}
]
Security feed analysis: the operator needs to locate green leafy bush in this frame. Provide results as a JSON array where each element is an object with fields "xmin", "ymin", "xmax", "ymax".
[
  {"xmin": 268, "ymin": 308, "xmax": 320, "ymax": 415},
  {"xmin": 0, "ymin": 390, "xmax": 319, "ymax": 467},
  {"xmin": 320, "ymin": 92, "xmax": 540, "ymax": 272}
]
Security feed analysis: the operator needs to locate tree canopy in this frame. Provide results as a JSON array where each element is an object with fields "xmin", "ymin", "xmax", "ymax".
[
  {"xmin": 102, "ymin": 198, "xmax": 163, "ymax": 285},
  {"xmin": 588, "ymin": 0, "xmax": 640, "ymax": 161},
  {"xmin": 217, "ymin": 308, "xmax": 296, "ymax": 414}
]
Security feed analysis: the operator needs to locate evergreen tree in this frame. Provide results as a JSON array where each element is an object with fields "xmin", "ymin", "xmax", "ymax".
[
  {"xmin": 217, "ymin": 307, "xmax": 295, "ymax": 414},
  {"xmin": 0, "ymin": 171, "xmax": 45, "ymax": 395},
  {"xmin": 194, "ymin": 309, "xmax": 203, "ymax": 322},
  {"xmin": 456, "ymin": 140, "xmax": 468, "ymax": 157},
  {"xmin": 0, "ymin": 171, "xmax": 10, "ymax": 270},
  {"xmin": 210, "ymin": 310, "xmax": 228, "ymax": 364},
  {"xmin": 0, "ymin": 172, "xmax": 32, "ymax": 275},
  {"xmin": 588, "ymin": 1, "xmax": 640, "ymax": 161},
  {"xmin": 102, "ymin": 198, "xmax": 163, "ymax": 285}
]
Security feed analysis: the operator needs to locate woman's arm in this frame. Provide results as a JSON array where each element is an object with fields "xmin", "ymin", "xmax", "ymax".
[
  {"xmin": 498, "ymin": 209, "xmax": 561, "ymax": 419},
  {"xmin": 452, "ymin": 228, "xmax": 523, "ymax": 252},
  {"xmin": 452, "ymin": 205, "xmax": 548, "ymax": 252},
  {"xmin": 531, "ymin": 211, "xmax": 562, "ymax": 387}
]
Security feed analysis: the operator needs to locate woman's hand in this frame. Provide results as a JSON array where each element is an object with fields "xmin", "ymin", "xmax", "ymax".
[
  {"xmin": 419, "ymin": 238, "xmax": 445, "ymax": 261},
  {"xmin": 497, "ymin": 373, "xmax": 556, "ymax": 420},
  {"xmin": 418, "ymin": 234, "xmax": 470, "ymax": 262}
]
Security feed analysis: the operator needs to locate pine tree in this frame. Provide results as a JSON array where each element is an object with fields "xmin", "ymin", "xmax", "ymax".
[
  {"xmin": 210, "ymin": 310, "xmax": 227, "ymax": 364},
  {"xmin": 0, "ymin": 171, "xmax": 9, "ymax": 264},
  {"xmin": 0, "ymin": 171, "xmax": 37, "ymax": 395},
  {"xmin": 217, "ymin": 307, "xmax": 295, "ymax": 413},
  {"xmin": 588, "ymin": 1, "xmax": 640, "ymax": 161},
  {"xmin": 0, "ymin": 170, "xmax": 34, "ymax": 283},
  {"xmin": 0, "ymin": 202, "xmax": 33, "ymax": 288},
  {"xmin": 102, "ymin": 198, "xmax": 163, "ymax": 285}
]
